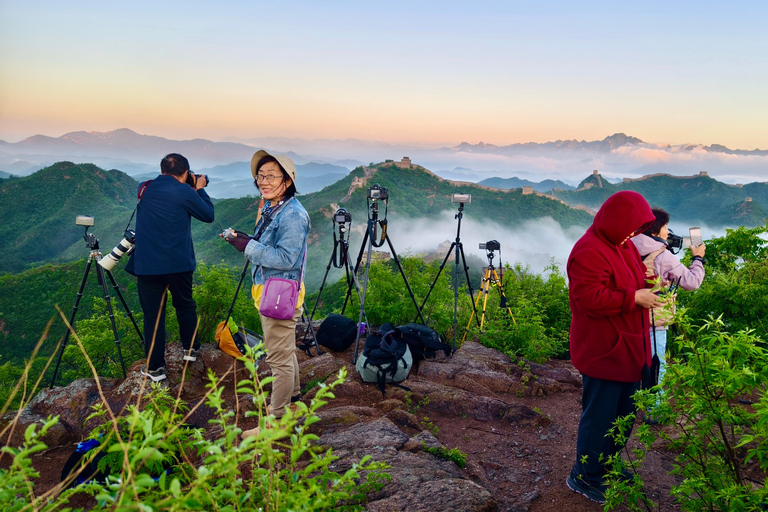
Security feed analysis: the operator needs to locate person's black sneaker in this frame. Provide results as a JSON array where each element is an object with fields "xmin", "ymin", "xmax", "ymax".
[
  {"xmin": 183, "ymin": 349, "xmax": 200, "ymax": 362},
  {"xmin": 140, "ymin": 365, "xmax": 167, "ymax": 382},
  {"xmin": 291, "ymin": 393, "xmax": 302, "ymax": 403},
  {"xmin": 566, "ymin": 474, "xmax": 606, "ymax": 504}
]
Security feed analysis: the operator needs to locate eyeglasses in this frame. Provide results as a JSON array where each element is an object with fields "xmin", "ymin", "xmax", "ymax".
[{"xmin": 256, "ymin": 173, "xmax": 283, "ymax": 183}]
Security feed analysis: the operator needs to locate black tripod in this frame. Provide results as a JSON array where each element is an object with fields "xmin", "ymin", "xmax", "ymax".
[
  {"xmin": 304, "ymin": 209, "xmax": 367, "ymax": 349},
  {"xmin": 50, "ymin": 224, "xmax": 143, "ymax": 388},
  {"xmin": 417, "ymin": 199, "xmax": 479, "ymax": 350},
  {"xmin": 342, "ymin": 190, "xmax": 425, "ymax": 363}
]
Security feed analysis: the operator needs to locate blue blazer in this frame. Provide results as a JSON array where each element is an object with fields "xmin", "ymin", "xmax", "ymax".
[{"xmin": 132, "ymin": 174, "xmax": 214, "ymax": 275}]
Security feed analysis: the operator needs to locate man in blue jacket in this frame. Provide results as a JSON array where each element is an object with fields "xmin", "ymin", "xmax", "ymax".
[{"xmin": 133, "ymin": 153, "xmax": 214, "ymax": 381}]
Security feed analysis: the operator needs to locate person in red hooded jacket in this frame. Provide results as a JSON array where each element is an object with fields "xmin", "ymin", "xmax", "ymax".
[{"xmin": 565, "ymin": 190, "xmax": 662, "ymax": 503}]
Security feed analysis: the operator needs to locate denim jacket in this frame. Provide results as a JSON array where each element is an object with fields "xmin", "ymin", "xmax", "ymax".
[{"xmin": 244, "ymin": 197, "xmax": 310, "ymax": 285}]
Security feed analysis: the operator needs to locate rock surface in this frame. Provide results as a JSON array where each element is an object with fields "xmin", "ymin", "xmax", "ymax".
[{"xmin": 6, "ymin": 339, "xmax": 582, "ymax": 512}]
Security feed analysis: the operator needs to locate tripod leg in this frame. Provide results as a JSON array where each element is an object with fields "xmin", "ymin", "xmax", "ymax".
[
  {"xmin": 309, "ymin": 244, "xmax": 337, "ymax": 320},
  {"xmin": 343, "ymin": 246, "xmax": 371, "ymax": 335},
  {"xmin": 353, "ymin": 223, "xmax": 375, "ymax": 364},
  {"xmin": 415, "ymin": 242, "xmax": 455, "ymax": 322},
  {"xmin": 492, "ymin": 269, "xmax": 516, "ymax": 325},
  {"xmin": 462, "ymin": 273, "xmax": 487, "ymax": 342},
  {"xmin": 385, "ymin": 234, "xmax": 425, "ymax": 324},
  {"xmin": 458, "ymin": 244, "xmax": 481, "ymax": 327},
  {"xmin": 50, "ymin": 256, "xmax": 93, "ymax": 388},
  {"xmin": 342, "ymin": 229, "xmax": 369, "ymax": 316},
  {"xmin": 300, "ymin": 303, "xmax": 323, "ymax": 356},
  {"xmin": 480, "ymin": 277, "xmax": 491, "ymax": 331},
  {"xmin": 105, "ymin": 269, "xmax": 143, "ymax": 341},
  {"xmin": 96, "ymin": 263, "xmax": 127, "ymax": 378}
]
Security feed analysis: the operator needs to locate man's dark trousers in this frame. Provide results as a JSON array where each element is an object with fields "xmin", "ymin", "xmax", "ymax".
[
  {"xmin": 571, "ymin": 375, "xmax": 640, "ymax": 486},
  {"xmin": 138, "ymin": 271, "xmax": 199, "ymax": 371}
]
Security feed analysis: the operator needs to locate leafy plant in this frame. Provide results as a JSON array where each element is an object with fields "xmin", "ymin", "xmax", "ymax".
[
  {"xmin": 1, "ymin": 322, "xmax": 390, "ymax": 511},
  {"xmin": 422, "ymin": 445, "xmax": 467, "ymax": 469},
  {"xmin": 606, "ymin": 314, "xmax": 768, "ymax": 511}
]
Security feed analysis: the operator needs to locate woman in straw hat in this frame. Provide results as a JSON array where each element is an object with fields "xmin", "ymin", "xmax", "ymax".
[{"xmin": 224, "ymin": 150, "xmax": 310, "ymax": 437}]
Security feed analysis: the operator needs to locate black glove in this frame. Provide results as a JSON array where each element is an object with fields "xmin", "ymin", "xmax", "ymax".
[{"xmin": 226, "ymin": 231, "xmax": 252, "ymax": 252}]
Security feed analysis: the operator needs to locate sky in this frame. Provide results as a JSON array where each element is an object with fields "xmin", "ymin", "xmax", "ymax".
[{"xmin": 1, "ymin": 1, "xmax": 766, "ymax": 149}]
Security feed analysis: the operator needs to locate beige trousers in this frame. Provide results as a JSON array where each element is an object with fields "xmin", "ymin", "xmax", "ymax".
[{"xmin": 260, "ymin": 306, "xmax": 302, "ymax": 418}]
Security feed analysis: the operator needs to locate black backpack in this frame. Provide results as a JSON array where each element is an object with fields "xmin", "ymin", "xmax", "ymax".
[
  {"xmin": 397, "ymin": 323, "xmax": 452, "ymax": 361},
  {"xmin": 356, "ymin": 323, "xmax": 412, "ymax": 395},
  {"xmin": 316, "ymin": 313, "xmax": 357, "ymax": 352}
]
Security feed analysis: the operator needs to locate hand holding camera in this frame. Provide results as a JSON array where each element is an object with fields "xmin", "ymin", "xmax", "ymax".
[
  {"xmin": 186, "ymin": 172, "xmax": 209, "ymax": 190},
  {"xmin": 221, "ymin": 227, "xmax": 252, "ymax": 252}
]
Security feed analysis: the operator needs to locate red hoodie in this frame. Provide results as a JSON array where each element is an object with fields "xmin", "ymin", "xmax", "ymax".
[{"xmin": 567, "ymin": 191, "xmax": 655, "ymax": 382}]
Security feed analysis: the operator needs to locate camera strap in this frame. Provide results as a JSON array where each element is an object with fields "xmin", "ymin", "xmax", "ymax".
[
  {"xmin": 124, "ymin": 180, "xmax": 153, "ymax": 231},
  {"xmin": 371, "ymin": 218, "xmax": 387, "ymax": 248}
]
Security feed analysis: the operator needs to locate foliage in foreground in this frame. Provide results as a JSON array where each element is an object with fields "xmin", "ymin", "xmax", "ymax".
[
  {"xmin": 0, "ymin": 330, "xmax": 389, "ymax": 512},
  {"xmin": 605, "ymin": 315, "xmax": 768, "ymax": 512}
]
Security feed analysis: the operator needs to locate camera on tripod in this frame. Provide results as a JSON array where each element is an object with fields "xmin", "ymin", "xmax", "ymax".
[
  {"xmin": 368, "ymin": 184, "xmax": 388, "ymax": 200},
  {"xmin": 334, "ymin": 208, "xmax": 352, "ymax": 224},
  {"xmin": 99, "ymin": 229, "xmax": 136, "ymax": 271},
  {"xmin": 479, "ymin": 240, "xmax": 501, "ymax": 251}
]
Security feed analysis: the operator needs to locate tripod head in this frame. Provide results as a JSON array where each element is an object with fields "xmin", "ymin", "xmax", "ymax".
[
  {"xmin": 332, "ymin": 208, "xmax": 352, "ymax": 268},
  {"xmin": 76, "ymin": 215, "xmax": 100, "ymax": 251},
  {"xmin": 367, "ymin": 184, "xmax": 388, "ymax": 248}
]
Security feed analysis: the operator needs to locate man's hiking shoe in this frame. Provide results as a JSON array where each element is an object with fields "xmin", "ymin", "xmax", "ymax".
[
  {"xmin": 140, "ymin": 365, "xmax": 167, "ymax": 382},
  {"xmin": 566, "ymin": 474, "xmax": 606, "ymax": 504},
  {"xmin": 183, "ymin": 349, "xmax": 200, "ymax": 362}
]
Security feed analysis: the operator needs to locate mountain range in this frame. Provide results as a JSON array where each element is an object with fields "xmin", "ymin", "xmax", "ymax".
[{"xmin": 3, "ymin": 129, "xmax": 768, "ymax": 186}]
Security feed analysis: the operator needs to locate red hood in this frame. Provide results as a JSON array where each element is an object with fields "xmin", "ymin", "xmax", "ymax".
[{"xmin": 592, "ymin": 191, "xmax": 655, "ymax": 245}]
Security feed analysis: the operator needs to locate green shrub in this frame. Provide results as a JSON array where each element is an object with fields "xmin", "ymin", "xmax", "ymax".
[
  {"xmin": 606, "ymin": 314, "xmax": 768, "ymax": 511},
  {"xmin": 422, "ymin": 445, "xmax": 467, "ymax": 469}
]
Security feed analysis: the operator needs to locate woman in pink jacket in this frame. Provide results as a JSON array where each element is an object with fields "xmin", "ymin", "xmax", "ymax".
[{"xmin": 631, "ymin": 208, "xmax": 706, "ymax": 421}]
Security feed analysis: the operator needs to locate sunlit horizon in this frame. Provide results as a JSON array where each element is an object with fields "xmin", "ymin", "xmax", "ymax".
[{"xmin": 1, "ymin": 1, "xmax": 767, "ymax": 150}]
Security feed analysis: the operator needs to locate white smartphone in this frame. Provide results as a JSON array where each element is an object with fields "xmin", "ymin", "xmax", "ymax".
[{"xmin": 689, "ymin": 226, "xmax": 702, "ymax": 247}]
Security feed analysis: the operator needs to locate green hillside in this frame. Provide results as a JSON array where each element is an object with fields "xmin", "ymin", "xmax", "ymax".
[
  {"xmin": 553, "ymin": 172, "xmax": 768, "ymax": 227},
  {"xmin": 0, "ymin": 162, "xmax": 139, "ymax": 273}
]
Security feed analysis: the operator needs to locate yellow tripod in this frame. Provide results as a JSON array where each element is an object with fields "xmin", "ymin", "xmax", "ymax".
[{"xmin": 462, "ymin": 260, "xmax": 516, "ymax": 342}]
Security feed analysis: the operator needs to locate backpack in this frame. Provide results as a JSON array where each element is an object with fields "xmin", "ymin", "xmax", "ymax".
[
  {"xmin": 397, "ymin": 323, "xmax": 452, "ymax": 361},
  {"xmin": 356, "ymin": 323, "xmax": 412, "ymax": 395},
  {"xmin": 316, "ymin": 313, "xmax": 357, "ymax": 352},
  {"xmin": 215, "ymin": 320, "xmax": 263, "ymax": 359}
]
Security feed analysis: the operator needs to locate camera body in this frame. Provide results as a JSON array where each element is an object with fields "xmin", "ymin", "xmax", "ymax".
[
  {"xmin": 368, "ymin": 184, "xmax": 388, "ymax": 200},
  {"xmin": 666, "ymin": 229, "xmax": 684, "ymax": 253},
  {"xmin": 452, "ymin": 193, "xmax": 471, "ymax": 204},
  {"xmin": 99, "ymin": 229, "xmax": 136, "ymax": 271},
  {"xmin": 186, "ymin": 173, "xmax": 209, "ymax": 188},
  {"xmin": 479, "ymin": 240, "xmax": 501, "ymax": 251},
  {"xmin": 334, "ymin": 208, "xmax": 352, "ymax": 224}
]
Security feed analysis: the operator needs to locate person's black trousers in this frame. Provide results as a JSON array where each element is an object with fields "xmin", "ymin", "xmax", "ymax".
[
  {"xmin": 137, "ymin": 271, "xmax": 199, "ymax": 371},
  {"xmin": 571, "ymin": 374, "xmax": 640, "ymax": 487}
]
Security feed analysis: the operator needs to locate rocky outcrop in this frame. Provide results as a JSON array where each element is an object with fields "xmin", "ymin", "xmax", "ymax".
[{"xmin": 6, "ymin": 336, "xmax": 578, "ymax": 512}]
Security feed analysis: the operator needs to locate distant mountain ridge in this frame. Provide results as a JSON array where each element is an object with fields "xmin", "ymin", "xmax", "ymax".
[
  {"xmin": 553, "ymin": 171, "xmax": 768, "ymax": 227},
  {"xmin": 451, "ymin": 133, "xmax": 768, "ymax": 156},
  {"xmin": 477, "ymin": 176, "xmax": 575, "ymax": 193}
]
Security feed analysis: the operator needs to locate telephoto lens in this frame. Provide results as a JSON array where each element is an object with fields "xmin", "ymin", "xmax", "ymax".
[{"xmin": 99, "ymin": 229, "xmax": 136, "ymax": 271}]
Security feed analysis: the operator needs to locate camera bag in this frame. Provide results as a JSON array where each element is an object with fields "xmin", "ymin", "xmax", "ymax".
[
  {"xmin": 397, "ymin": 323, "xmax": 452, "ymax": 361},
  {"xmin": 356, "ymin": 323, "xmax": 412, "ymax": 395},
  {"xmin": 215, "ymin": 321, "xmax": 262, "ymax": 359},
  {"xmin": 316, "ymin": 313, "xmax": 357, "ymax": 352}
]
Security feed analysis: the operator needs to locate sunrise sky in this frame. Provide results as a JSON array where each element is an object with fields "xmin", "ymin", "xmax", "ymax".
[{"xmin": 1, "ymin": 1, "xmax": 766, "ymax": 149}]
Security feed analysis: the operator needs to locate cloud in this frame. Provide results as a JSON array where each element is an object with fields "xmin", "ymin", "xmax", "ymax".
[{"xmin": 378, "ymin": 211, "xmax": 585, "ymax": 275}]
